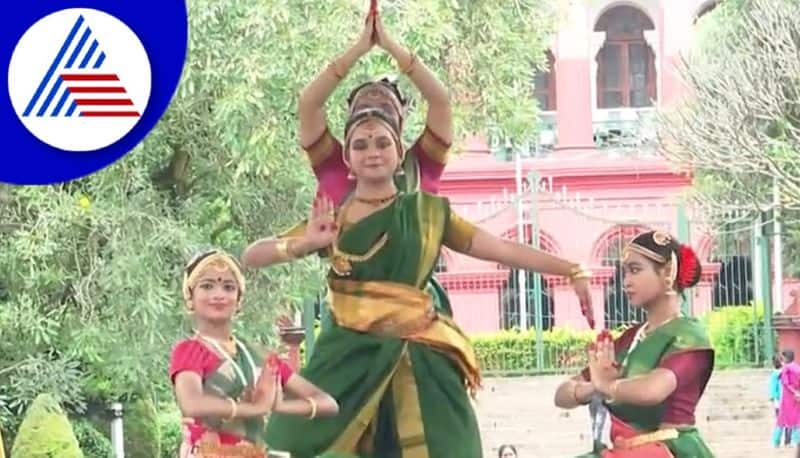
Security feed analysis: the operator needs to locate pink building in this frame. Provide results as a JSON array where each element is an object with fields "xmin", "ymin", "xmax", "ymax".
[{"xmin": 437, "ymin": 0, "xmax": 798, "ymax": 334}]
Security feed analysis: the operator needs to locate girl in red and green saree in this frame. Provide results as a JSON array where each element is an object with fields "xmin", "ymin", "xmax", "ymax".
[
  {"xmin": 554, "ymin": 231, "xmax": 715, "ymax": 458},
  {"xmin": 299, "ymin": 2, "xmax": 452, "ymax": 204},
  {"xmin": 242, "ymin": 107, "xmax": 595, "ymax": 457},
  {"xmin": 169, "ymin": 249, "xmax": 339, "ymax": 457}
]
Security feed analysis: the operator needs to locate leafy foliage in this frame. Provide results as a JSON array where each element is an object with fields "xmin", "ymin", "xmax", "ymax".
[
  {"xmin": 0, "ymin": 0, "xmax": 559, "ymax": 446},
  {"xmin": 10, "ymin": 394, "xmax": 82, "ymax": 458},
  {"xmin": 72, "ymin": 419, "xmax": 113, "ymax": 458},
  {"xmin": 123, "ymin": 399, "xmax": 160, "ymax": 458},
  {"xmin": 658, "ymin": 0, "xmax": 800, "ymax": 276},
  {"xmin": 472, "ymin": 306, "xmax": 764, "ymax": 374}
]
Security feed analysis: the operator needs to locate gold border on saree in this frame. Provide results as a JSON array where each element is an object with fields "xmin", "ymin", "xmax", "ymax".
[
  {"xmin": 613, "ymin": 428, "xmax": 679, "ymax": 450},
  {"xmin": 192, "ymin": 441, "xmax": 266, "ymax": 458}
]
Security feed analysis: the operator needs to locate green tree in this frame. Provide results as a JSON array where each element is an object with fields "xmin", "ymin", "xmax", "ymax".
[
  {"xmin": 124, "ymin": 398, "xmax": 160, "ymax": 458},
  {"xmin": 658, "ymin": 0, "xmax": 800, "ymax": 275},
  {"xmin": 0, "ymin": 0, "xmax": 561, "ymax": 444}
]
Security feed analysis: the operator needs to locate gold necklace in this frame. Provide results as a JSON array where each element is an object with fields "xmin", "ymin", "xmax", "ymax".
[
  {"xmin": 196, "ymin": 333, "xmax": 237, "ymax": 357},
  {"xmin": 353, "ymin": 192, "xmax": 399, "ymax": 206},
  {"xmin": 641, "ymin": 314, "xmax": 680, "ymax": 339},
  {"xmin": 331, "ymin": 233, "xmax": 389, "ymax": 276},
  {"xmin": 330, "ymin": 199, "xmax": 390, "ymax": 276}
]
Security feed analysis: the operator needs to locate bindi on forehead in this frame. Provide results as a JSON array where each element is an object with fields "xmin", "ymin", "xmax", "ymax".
[{"xmin": 353, "ymin": 123, "xmax": 391, "ymax": 140}]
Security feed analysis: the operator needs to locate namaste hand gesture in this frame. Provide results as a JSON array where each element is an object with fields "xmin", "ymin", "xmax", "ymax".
[
  {"xmin": 373, "ymin": 9, "xmax": 399, "ymax": 52},
  {"xmin": 253, "ymin": 354, "xmax": 281, "ymax": 415},
  {"xmin": 352, "ymin": 5, "xmax": 377, "ymax": 56},
  {"xmin": 303, "ymin": 195, "xmax": 338, "ymax": 252},
  {"xmin": 588, "ymin": 330, "xmax": 620, "ymax": 397}
]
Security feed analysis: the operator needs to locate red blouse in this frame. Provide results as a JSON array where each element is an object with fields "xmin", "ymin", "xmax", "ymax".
[
  {"xmin": 169, "ymin": 339, "xmax": 295, "ymax": 446},
  {"xmin": 306, "ymin": 127, "xmax": 449, "ymax": 205},
  {"xmin": 169, "ymin": 339, "xmax": 294, "ymax": 385},
  {"xmin": 582, "ymin": 325, "xmax": 713, "ymax": 425}
]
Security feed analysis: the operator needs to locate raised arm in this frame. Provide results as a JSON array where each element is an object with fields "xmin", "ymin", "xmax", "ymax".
[
  {"xmin": 298, "ymin": 14, "xmax": 376, "ymax": 150},
  {"xmin": 444, "ymin": 212, "xmax": 594, "ymax": 327},
  {"xmin": 374, "ymin": 14, "xmax": 453, "ymax": 146},
  {"xmin": 463, "ymin": 227, "xmax": 591, "ymax": 313},
  {"xmin": 241, "ymin": 197, "xmax": 337, "ymax": 269}
]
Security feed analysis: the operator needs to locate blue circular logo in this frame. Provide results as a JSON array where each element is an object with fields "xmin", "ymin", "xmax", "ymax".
[{"xmin": 2, "ymin": 1, "xmax": 187, "ymax": 184}]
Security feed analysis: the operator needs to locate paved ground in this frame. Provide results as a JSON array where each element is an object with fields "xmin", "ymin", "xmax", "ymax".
[{"xmin": 477, "ymin": 368, "xmax": 796, "ymax": 457}]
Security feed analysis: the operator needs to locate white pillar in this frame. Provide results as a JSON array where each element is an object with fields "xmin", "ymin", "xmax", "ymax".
[
  {"xmin": 773, "ymin": 178, "xmax": 784, "ymax": 311},
  {"xmin": 110, "ymin": 402, "xmax": 125, "ymax": 458},
  {"xmin": 515, "ymin": 143, "xmax": 528, "ymax": 330}
]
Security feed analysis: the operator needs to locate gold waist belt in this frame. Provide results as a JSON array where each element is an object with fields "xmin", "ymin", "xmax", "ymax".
[
  {"xmin": 613, "ymin": 428, "xmax": 679, "ymax": 450},
  {"xmin": 328, "ymin": 279, "xmax": 481, "ymax": 391}
]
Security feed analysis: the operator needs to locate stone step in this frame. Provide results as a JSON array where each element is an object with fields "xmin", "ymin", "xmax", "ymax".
[{"xmin": 478, "ymin": 369, "xmax": 787, "ymax": 457}]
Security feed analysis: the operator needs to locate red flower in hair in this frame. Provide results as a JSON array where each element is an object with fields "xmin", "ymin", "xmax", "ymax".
[{"xmin": 676, "ymin": 244, "xmax": 700, "ymax": 289}]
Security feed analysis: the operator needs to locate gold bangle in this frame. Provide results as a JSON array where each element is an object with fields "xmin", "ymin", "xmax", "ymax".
[
  {"xmin": 329, "ymin": 60, "xmax": 346, "ymax": 80},
  {"xmin": 568, "ymin": 263, "xmax": 591, "ymax": 282},
  {"xmin": 306, "ymin": 396, "xmax": 318, "ymax": 420},
  {"xmin": 226, "ymin": 398, "xmax": 237, "ymax": 421},
  {"xmin": 274, "ymin": 239, "xmax": 289, "ymax": 261},
  {"xmin": 399, "ymin": 52, "xmax": 417, "ymax": 75},
  {"xmin": 275, "ymin": 239, "xmax": 299, "ymax": 261},
  {"xmin": 607, "ymin": 379, "xmax": 621, "ymax": 403}
]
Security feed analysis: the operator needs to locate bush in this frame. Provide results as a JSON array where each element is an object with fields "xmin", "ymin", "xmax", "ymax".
[
  {"xmin": 157, "ymin": 407, "xmax": 182, "ymax": 458},
  {"xmin": 124, "ymin": 398, "xmax": 160, "ymax": 458},
  {"xmin": 702, "ymin": 305, "xmax": 764, "ymax": 367},
  {"xmin": 471, "ymin": 327, "xmax": 622, "ymax": 375},
  {"xmin": 72, "ymin": 419, "xmax": 112, "ymax": 458},
  {"xmin": 470, "ymin": 306, "xmax": 766, "ymax": 375},
  {"xmin": 11, "ymin": 393, "xmax": 82, "ymax": 458}
]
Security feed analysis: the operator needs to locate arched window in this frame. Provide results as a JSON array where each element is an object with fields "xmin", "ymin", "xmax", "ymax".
[
  {"xmin": 710, "ymin": 227, "xmax": 753, "ymax": 307},
  {"xmin": 595, "ymin": 6, "xmax": 657, "ymax": 108},
  {"xmin": 533, "ymin": 51, "xmax": 557, "ymax": 111},
  {"xmin": 499, "ymin": 226, "xmax": 558, "ymax": 330}
]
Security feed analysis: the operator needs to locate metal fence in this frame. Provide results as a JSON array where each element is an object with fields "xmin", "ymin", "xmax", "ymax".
[{"xmin": 301, "ymin": 175, "xmax": 777, "ymax": 376}]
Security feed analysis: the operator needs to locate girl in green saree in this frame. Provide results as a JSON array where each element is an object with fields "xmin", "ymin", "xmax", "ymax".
[
  {"xmin": 242, "ymin": 107, "xmax": 595, "ymax": 457},
  {"xmin": 170, "ymin": 249, "xmax": 338, "ymax": 457},
  {"xmin": 554, "ymin": 231, "xmax": 715, "ymax": 458}
]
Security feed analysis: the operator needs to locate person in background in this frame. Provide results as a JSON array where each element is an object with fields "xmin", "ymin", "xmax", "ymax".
[
  {"xmin": 771, "ymin": 353, "xmax": 791, "ymax": 447},
  {"xmin": 779, "ymin": 349, "xmax": 800, "ymax": 446},
  {"xmin": 498, "ymin": 443, "xmax": 518, "ymax": 458}
]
